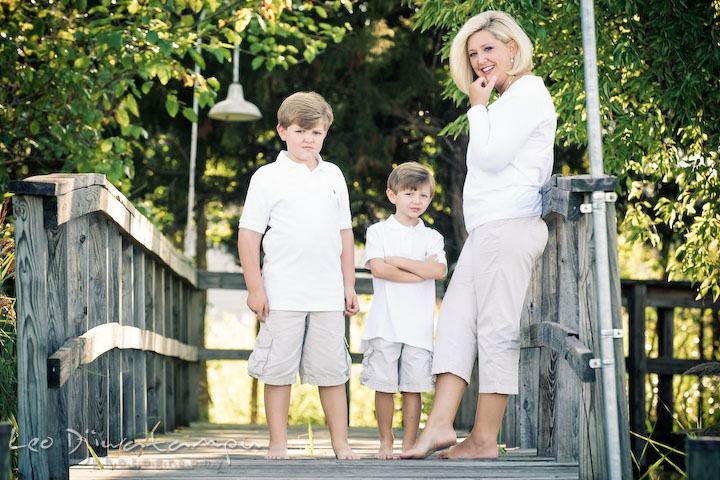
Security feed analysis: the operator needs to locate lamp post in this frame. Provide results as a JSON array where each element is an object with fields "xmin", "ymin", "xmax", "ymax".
[{"xmin": 184, "ymin": 42, "xmax": 261, "ymax": 259}]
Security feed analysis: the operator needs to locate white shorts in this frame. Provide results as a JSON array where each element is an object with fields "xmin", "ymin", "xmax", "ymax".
[
  {"xmin": 360, "ymin": 337, "xmax": 434, "ymax": 393},
  {"xmin": 432, "ymin": 217, "xmax": 548, "ymax": 395},
  {"xmin": 247, "ymin": 310, "xmax": 351, "ymax": 386}
]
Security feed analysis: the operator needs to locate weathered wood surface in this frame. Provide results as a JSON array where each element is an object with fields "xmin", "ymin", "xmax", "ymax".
[
  {"xmin": 46, "ymin": 203, "xmax": 70, "ymax": 477},
  {"xmin": 13, "ymin": 195, "xmax": 51, "ymax": 479},
  {"xmin": 11, "ymin": 175, "xmax": 206, "ymax": 478},
  {"xmin": 48, "ymin": 323, "xmax": 201, "ymax": 387},
  {"xmin": 133, "ymin": 247, "xmax": 148, "ymax": 441},
  {"xmin": 69, "ymin": 425, "xmax": 579, "ymax": 479},
  {"xmin": 520, "ymin": 322, "xmax": 594, "ymax": 383},
  {"xmin": 107, "ymin": 225, "xmax": 123, "ymax": 448},
  {"xmin": 9, "ymin": 174, "xmax": 197, "ymax": 286}
]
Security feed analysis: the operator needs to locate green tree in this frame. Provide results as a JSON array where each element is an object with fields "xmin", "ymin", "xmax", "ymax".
[
  {"xmin": 0, "ymin": 0, "xmax": 352, "ymax": 193},
  {"xmin": 412, "ymin": 0, "xmax": 720, "ymax": 299}
]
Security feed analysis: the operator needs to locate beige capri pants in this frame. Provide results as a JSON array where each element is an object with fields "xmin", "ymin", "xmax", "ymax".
[{"xmin": 431, "ymin": 216, "xmax": 548, "ymax": 395}]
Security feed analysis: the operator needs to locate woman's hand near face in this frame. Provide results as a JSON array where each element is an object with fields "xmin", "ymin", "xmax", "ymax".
[{"xmin": 469, "ymin": 74, "xmax": 496, "ymax": 107}]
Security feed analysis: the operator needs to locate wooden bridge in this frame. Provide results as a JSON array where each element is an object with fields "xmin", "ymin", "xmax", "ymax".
[{"xmin": 9, "ymin": 173, "xmax": 636, "ymax": 479}]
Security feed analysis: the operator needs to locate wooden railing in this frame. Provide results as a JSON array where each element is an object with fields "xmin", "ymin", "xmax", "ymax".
[
  {"xmin": 10, "ymin": 174, "xmax": 204, "ymax": 480},
  {"xmin": 486, "ymin": 174, "xmax": 633, "ymax": 478},
  {"xmin": 623, "ymin": 279, "xmax": 720, "ymax": 464},
  {"xmin": 10, "ymin": 173, "xmax": 635, "ymax": 479}
]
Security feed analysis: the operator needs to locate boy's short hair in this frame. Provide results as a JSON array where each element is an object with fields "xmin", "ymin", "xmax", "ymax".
[
  {"xmin": 387, "ymin": 162, "xmax": 436, "ymax": 196},
  {"xmin": 277, "ymin": 91, "xmax": 334, "ymax": 129}
]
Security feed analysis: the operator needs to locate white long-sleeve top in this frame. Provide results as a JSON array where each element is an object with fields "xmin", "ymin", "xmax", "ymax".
[{"xmin": 463, "ymin": 74, "xmax": 556, "ymax": 232}]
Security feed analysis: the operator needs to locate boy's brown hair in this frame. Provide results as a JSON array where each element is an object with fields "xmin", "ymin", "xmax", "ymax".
[
  {"xmin": 387, "ymin": 162, "xmax": 436, "ymax": 196},
  {"xmin": 277, "ymin": 91, "xmax": 334, "ymax": 129}
]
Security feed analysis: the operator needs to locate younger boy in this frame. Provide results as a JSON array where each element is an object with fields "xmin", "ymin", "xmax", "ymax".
[
  {"xmin": 360, "ymin": 162, "xmax": 447, "ymax": 459},
  {"xmin": 237, "ymin": 91, "xmax": 359, "ymax": 460}
]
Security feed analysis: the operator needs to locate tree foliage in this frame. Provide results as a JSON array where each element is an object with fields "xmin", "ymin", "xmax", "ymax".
[
  {"xmin": 0, "ymin": 0, "xmax": 352, "ymax": 192},
  {"xmin": 411, "ymin": 0, "xmax": 720, "ymax": 299}
]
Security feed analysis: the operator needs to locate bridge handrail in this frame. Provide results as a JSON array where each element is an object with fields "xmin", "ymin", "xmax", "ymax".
[{"xmin": 10, "ymin": 173, "xmax": 204, "ymax": 479}]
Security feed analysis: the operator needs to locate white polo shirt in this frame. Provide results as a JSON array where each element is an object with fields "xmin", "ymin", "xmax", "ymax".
[
  {"xmin": 361, "ymin": 215, "xmax": 447, "ymax": 352},
  {"xmin": 238, "ymin": 151, "xmax": 352, "ymax": 311}
]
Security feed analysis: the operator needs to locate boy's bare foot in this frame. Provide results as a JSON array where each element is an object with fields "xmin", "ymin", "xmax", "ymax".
[
  {"xmin": 375, "ymin": 437, "xmax": 394, "ymax": 459},
  {"xmin": 265, "ymin": 442, "xmax": 289, "ymax": 460},
  {"xmin": 399, "ymin": 427, "xmax": 456, "ymax": 459},
  {"xmin": 437, "ymin": 435, "xmax": 498, "ymax": 459},
  {"xmin": 332, "ymin": 440, "xmax": 360, "ymax": 460}
]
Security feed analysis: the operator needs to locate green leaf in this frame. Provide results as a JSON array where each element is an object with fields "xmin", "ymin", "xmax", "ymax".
[
  {"xmin": 141, "ymin": 81, "xmax": 153, "ymax": 94},
  {"xmin": 188, "ymin": 48, "xmax": 205, "ymax": 69},
  {"xmin": 115, "ymin": 108, "xmax": 130, "ymax": 127},
  {"xmin": 182, "ymin": 107, "xmax": 198, "ymax": 122},
  {"xmin": 303, "ymin": 47, "xmax": 316, "ymax": 63},
  {"xmin": 188, "ymin": 0, "xmax": 203, "ymax": 14},
  {"xmin": 165, "ymin": 94, "xmax": 179, "ymax": 117},
  {"xmin": 251, "ymin": 56, "xmax": 265, "ymax": 70},
  {"xmin": 146, "ymin": 31, "xmax": 158, "ymax": 44},
  {"xmin": 29, "ymin": 120, "xmax": 40, "ymax": 135},
  {"xmin": 315, "ymin": 6, "xmax": 328, "ymax": 18},
  {"xmin": 101, "ymin": 138, "xmax": 113, "ymax": 152},
  {"xmin": 181, "ymin": 15, "xmax": 194, "ymax": 28}
]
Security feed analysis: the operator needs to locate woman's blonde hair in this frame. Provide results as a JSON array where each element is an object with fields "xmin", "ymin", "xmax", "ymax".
[{"xmin": 449, "ymin": 10, "xmax": 533, "ymax": 95}]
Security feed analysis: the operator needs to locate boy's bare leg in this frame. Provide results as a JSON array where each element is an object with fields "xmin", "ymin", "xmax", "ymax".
[
  {"xmin": 374, "ymin": 392, "xmax": 395, "ymax": 459},
  {"xmin": 318, "ymin": 384, "xmax": 360, "ymax": 459},
  {"xmin": 400, "ymin": 392, "xmax": 421, "ymax": 453},
  {"xmin": 399, "ymin": 373, "xmax": 465, "ymax": 458},
  {"xmin": 438, "ymin": 393, "xmax": 507, "ymax": 459},
  {"xmin": 264, "ymin": 384, "xmax": 292, "ymax": 459}
]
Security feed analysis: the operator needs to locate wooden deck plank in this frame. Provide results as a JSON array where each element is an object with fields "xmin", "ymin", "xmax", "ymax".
[{"xmin": 70, "ymin": 424, "xmax": 578, "ymax": 479}]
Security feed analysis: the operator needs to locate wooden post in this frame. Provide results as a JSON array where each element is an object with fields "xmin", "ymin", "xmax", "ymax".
[
  {"xmin": 188, "ymin": 289, "xmax": 204, "ymax": 422},
  {"xmin": 86, "ymin": 214, "xmax": 108, "ymax": 456},
  {"xmin": 107, "ymin": 225, "xmax": 123, "ymax": 447},
  {"xmin": 686, "ymin": 437, "xmax": 720, "ymax": 480},
  {"xmin": 66, "ymin": 214, "xmax": 88, "ymax": 460},
  {"xmin": 627, "ymin": 283, "xmax": 648, "ymax": 465},
  {"xmin": 146, "ymin": 259, "xmax": 159, "ymax": 433},
  {"xmin": 0, "ymin": 422, "xmax": 11, "ymax": 480},
  {"xmin": 121, "ymin": 236, "xmax": 135, "ymax": 441},
  {"xmin": 656, "ymin": 307, "xmax": 675, "ymax": 435},
  {"xmin": 173, "ymin": 277, "xmax": 185, "ymax": 427},
  {"xmin": 133, "ymin": 247, "xmax": 148, "ymax": 439},
  {"xmin": 502, "ymin": 258, "xmax": 542, "ymax": 449},
  {"xmin": 13, "ymin": 195, "xmax": 51, "ymax": 479},
  {"xmin": 155, "ymin": 266, "xmax": 167, "ymax": 433},
  {"xmin": 537, "ymin": 215, "xmax": 560, "ymax": 458},
  {"xmin": 164, "ymin": 271, "xmax": 176, "ymax": 432},
  {"xmin": 45, "ymin": 203, "xmax": 69, "ymax": 478}
]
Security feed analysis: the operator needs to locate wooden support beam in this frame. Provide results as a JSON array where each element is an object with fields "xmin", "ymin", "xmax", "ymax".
[
  {"xmin": 47, "ymin": 324, "xmax": 199, "ymax": 388},
  {"xmin": 520, "ymin": 322, "xmax": 595, "ymax": 382}
]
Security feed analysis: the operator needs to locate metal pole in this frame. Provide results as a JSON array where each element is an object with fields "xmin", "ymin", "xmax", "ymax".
[
  {"xmin": 579, "ymin": 0, "xmax": 623, "ymax": 478},
  {"xmin": 183, "ymin": 11, "xmax": 206, "ymax": 259}
]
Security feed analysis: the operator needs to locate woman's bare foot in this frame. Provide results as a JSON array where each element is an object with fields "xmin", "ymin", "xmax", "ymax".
[
  {"xmin": 332, "ymin": 440, "xmax": 361, "ymax": 460},
  {"xmin": 375, "ymin": 437, "xmax": 394, "ymax": 459},
  {"xmin": 399, "ymin": 427, "xmax": 456, "ymax": 459},
  {"xmin": 265, "ymin": 441, "xmax": 289, "ymax": 460},
  {"xmin": 437, "ymin": 435, "xmax": 498, "ymax": 459}
]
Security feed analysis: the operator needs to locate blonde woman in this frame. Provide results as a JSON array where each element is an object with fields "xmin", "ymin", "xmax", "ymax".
[{"xmin": 402, "ymin": 11, "xmax": 555, "ymax": 459}]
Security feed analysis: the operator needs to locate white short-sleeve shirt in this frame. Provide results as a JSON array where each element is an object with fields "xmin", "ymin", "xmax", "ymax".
[
  {"xmin": 238, "ymin": 151, "xmax": 352, "ymax": 311},
  {"xmin": 361, "ymin": 215, "xmax": 447, "ymax": 351}
]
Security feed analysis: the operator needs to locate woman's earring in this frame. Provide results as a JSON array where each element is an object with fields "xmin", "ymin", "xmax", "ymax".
[{"xmin": 510, "ymin": 57, "xmax": 515, "ymax": 63}]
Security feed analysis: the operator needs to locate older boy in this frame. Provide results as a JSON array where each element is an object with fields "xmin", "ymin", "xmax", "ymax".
[
  {"xmin": 237, "ymin": 91, "xmax": 359, "ymax": 460},
  {"xmin": 360, "ymin": 162, "xmax": 447, "ymax": 459}
]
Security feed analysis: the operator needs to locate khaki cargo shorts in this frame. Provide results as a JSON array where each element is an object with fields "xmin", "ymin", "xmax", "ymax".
[
  {"xmin": 247, "ymin": 310, "xmax": 351, "ymax": 386},
  {"xmin": 360, "ymin": 337, "xmax": 434, "ymax": 393}
]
